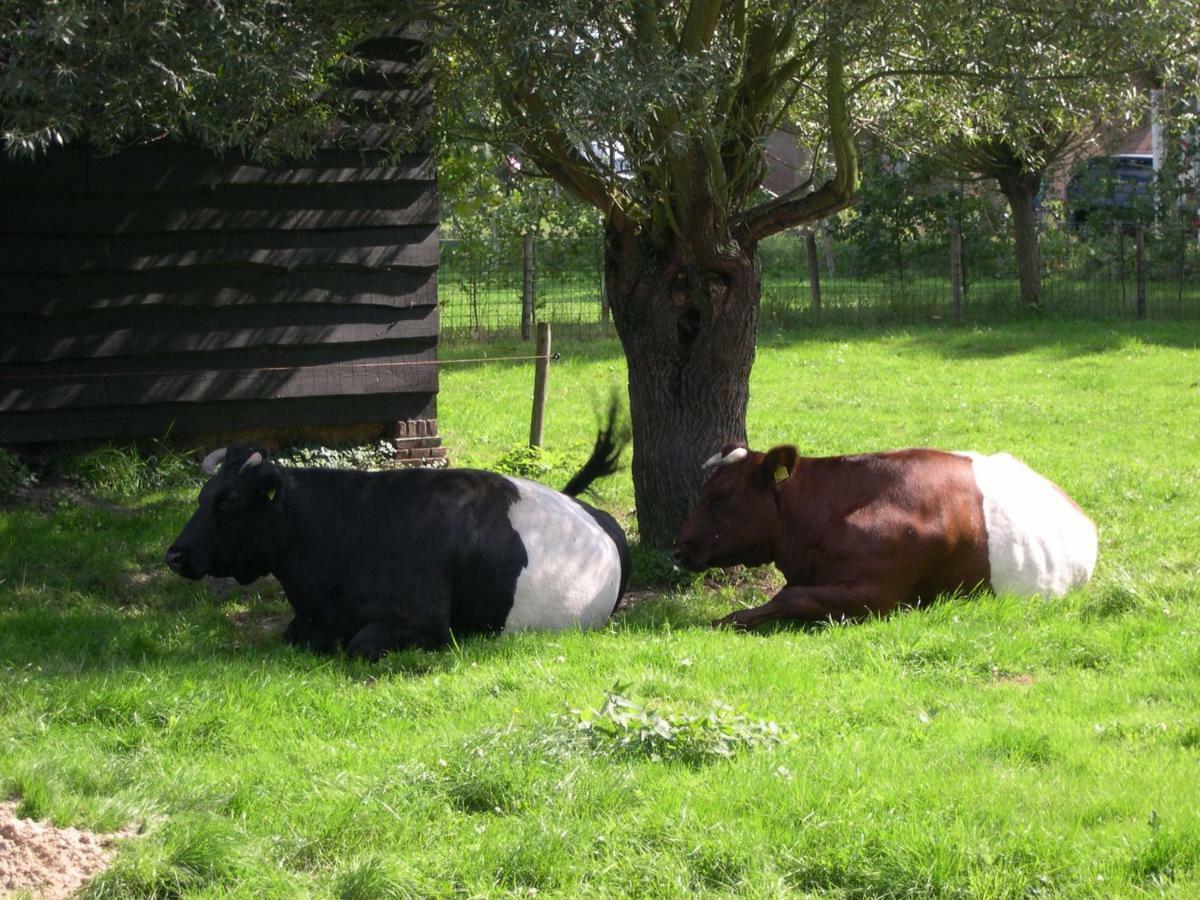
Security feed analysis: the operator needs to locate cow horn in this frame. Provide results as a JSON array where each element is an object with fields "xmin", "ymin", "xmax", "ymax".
[
  {"xmin": 239, "ymin": 451, "xmax": 264, "ymax": 472},
  {"xmin": 702, "ymin": 446, "xmax": 748, "ymax": 470},
  {"xmin": 200, "ymin": 447, "xmax": 227, "ymax": 475}
]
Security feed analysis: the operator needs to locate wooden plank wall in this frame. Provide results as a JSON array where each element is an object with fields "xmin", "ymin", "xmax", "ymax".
[{"xmin": 0, "ymin": 30, "xmax": 438, "ymax": 445}]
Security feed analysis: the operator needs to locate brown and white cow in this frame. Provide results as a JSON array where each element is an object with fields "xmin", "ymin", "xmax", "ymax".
[{"xmin": 673, "ymin": 442, "xmax": 1098, "ymax": 630}]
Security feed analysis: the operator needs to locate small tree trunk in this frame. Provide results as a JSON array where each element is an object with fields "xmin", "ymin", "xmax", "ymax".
[
  {"xmin": 1116, "ymin": 223, "xmax": 1126, "ymax": 307},
  {"xmin": 998, "ymin": 171, "xmax": 1043, "ymax": 309},
  {"xmin": 806, "ymin": 230, "xmax": 822, "ymax": 312},
  {"xmin": 605, "ymin": 227, "xmax": 760, "ymax": 549},
  {"xmin": 599, "ymin": 235, "xmax": 611, "ymax": 327},
  {"xmin": 1135, "ymin": 225, "xmax": 1147, "ymax": 319},
  {"xmin": 949, "ymin": 215, "xmax": 964, "ymax": 323},
  {"xmin": 819, "ymin": 220, "xmax": 836, "ymax": 278},
  {"xmin": 521, "ymin": 232, "xmax": 534, "ymax": 340}
]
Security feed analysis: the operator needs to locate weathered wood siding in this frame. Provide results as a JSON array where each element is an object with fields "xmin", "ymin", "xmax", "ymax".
[{"xmin": 0, "ymin": 30, "xmax": 438, "ymax": 445}]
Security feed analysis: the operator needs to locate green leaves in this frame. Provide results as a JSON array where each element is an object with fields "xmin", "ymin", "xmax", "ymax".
[
  {"xmin": 0, "ymin": 0, "xmax": 376, "ymax": 160},
  {"xmin": 564, "ymin": 683, "xmax": 788, "ymax": 765}
]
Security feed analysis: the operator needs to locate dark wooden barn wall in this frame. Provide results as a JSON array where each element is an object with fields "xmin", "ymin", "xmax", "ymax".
[{"xmin": 0, "ymin": 30, "xmax": 438, "ymax": 445}]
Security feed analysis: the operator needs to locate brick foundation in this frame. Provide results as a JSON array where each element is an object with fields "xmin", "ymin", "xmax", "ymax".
[{"xmin": 390, "ymin": 418, "xmax": 446, "ymax": 464}]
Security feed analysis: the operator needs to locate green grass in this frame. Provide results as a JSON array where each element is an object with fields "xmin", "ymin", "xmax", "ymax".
[{"xmin": 3, "ymin": 321, "xmax": 1200, "ymax": 897}]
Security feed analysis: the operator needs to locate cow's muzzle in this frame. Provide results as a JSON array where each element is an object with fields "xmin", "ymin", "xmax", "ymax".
[
  {"xmin": 165, "ymin": 545, "xmax": 203, "ymax": 580},
  {"xmin": 672, "ymin": 541, "xmax": 704, "ymax": 571}
]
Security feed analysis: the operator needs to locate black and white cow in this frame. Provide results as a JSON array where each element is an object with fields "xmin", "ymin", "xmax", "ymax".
[{"xmin": 166, "ymin": 417, "xmax": 630, "ymax": 659}]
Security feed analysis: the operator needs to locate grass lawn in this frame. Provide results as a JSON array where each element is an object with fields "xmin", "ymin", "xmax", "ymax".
[{"xmin": 3, "ymin": 321, "xmax": 1199, "ymax": 897}]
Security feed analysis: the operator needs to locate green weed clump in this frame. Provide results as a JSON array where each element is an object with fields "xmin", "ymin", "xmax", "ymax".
[
  {"xmin": 56, "ymin": 440, "xmax": 198, "ymax": 497},
  {"xmin": 559, "ymin": 685, "xmax": 787, "ymax": 765},
  {"xmin": 490, "ymin": 444, "xmax": 566, "ymax": 480}
]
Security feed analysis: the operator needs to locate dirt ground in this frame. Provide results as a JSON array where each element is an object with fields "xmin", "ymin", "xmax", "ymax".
[{"xmin": 0, "ymin": 802, "xmax": 134, "ymax": 899}]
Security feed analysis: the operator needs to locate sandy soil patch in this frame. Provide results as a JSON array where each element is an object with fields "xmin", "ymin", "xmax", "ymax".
[{"xmin": 0, "ymin": 803, "xmax": 135, "ymax": 899}]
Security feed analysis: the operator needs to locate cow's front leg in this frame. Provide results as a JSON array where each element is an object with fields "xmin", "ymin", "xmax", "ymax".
[
  {"xmin": 713, "ymin": 583, "xmax": 901, "ymax": 631},
  {"xmin": 283, "ymin": 614, "xmax": 310, "ymax": 645},
  {"xmin": 283, "ymin": 614, "xmax": 338, "ymax": 652},
  {"xmin": 344, "ymin": 618, "xmax": 451, "ymax": 661}
]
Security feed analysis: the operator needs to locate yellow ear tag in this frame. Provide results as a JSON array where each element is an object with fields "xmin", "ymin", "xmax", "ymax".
[
  {"xmin": 774, "ymin": 466, "xmax": 789, "ymax": 483},
  {"xmin": 267, "ymin": 487, "xmax": 277, "ymax": 501}
]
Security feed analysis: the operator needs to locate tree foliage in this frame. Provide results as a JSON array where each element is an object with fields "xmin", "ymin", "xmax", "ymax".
[
  {"xmin": 865, "ymin": 0, "xmax": 1200, "ymax": 306},
  {"xmin": 0, "ymin": 0, "xmax": 386, "ymax": 160},
  {"xmin": 437, "ymin": 1, "xmax": 871, "ymax": 253}
]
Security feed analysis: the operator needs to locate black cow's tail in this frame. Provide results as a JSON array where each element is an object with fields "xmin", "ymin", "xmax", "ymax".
[{"xmin": 562, "ymin": 393, "xmax": 630, "ymax": 497}]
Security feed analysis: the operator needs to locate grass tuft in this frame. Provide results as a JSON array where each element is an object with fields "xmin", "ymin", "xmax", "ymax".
[{"xmin": 83, "ymin": 816, "xmax": 245, "ymax": 899}]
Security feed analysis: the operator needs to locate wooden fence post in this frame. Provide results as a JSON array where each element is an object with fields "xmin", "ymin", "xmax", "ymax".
[
  {"xmin": 521, "ymin": 232, "xmax": 534, "ymax": 340},
  {"xmin": 805, "ymin": 229, "xmax": 822, "ymax": 312},
  {"xmin": 529, "ymin": 322, "xmax": 552, "ymax": 447},
  {"xmin": 1134, "ymin": 225, "xmax": 1147, "ymax": 319},
  {"xmin": 949, "ymin": 215, "xmax": 964, "ymax": 323}
]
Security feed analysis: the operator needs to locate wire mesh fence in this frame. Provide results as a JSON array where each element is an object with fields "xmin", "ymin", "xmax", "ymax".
[
  {"xmin": 437, "ymin": 218, "xmax": 1200, "ymax": 340},
  {"xmin": 439, "ymin": 232, "xmax": 608, "ymax": 339},
  {"xmin": 759, "ymin": 220, "xmax": 1200, "ymax": 325}
]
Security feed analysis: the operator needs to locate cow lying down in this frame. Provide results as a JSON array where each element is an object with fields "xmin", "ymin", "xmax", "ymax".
[
  {"xmin": 166, "ymin": 423, "xmax": 630, "ymax": 659},
  {"xmin": 674, "ymin": 443, "xmax": 1098, "ymax": 630}
]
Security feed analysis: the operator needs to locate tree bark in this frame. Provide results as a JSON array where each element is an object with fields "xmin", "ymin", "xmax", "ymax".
[
  {"xmin": 605, "ymin": 226, "xmax": 760, "ymax": 549},
  {"xmin": 997, "ymin": 171, "xmax": 1043, "ymax": 309}
]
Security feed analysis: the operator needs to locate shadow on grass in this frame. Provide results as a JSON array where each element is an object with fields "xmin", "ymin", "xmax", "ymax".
[
  {"xmin": 2, "ymin": 493, "xmax": 780, "ymax": 681},
  {"xmin": 760, "ymin": 318, "xmax": 1200, "ymax": 359},
  {"xmin": 0, "ymin": 595, "xmax": 540, "ymax": 682}
]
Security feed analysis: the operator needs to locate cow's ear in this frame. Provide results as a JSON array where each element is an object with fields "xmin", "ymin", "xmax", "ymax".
[{"xmin": 760, "ymin": 445, "xmax": 799, "ymax": 486}]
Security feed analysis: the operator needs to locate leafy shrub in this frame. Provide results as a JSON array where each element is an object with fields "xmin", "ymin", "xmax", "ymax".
[
  {"xmin": 629, "ymin": 543, "xmax": 702, "ymax": 589},
  {"xmin": 557, "ymin": 685, "xmax": 787, "ymax": 765},
  {"xmin": 276, "ymin": 441, "xmax": 400, "ymax": 471},
  {"xmin": 0, "ymin": 447, "xmax": 37, "ymax": 502},
  {"xmin": 491, "ymin": 444, "xmax": 566, "ymax": 480}
]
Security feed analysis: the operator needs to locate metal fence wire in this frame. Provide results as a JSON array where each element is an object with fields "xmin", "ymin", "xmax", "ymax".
[
  {"xmin": 440, "ymin": 232, "xmax": 608, "ymax": 339},
  {"xmin": 437, "ymin": 219, "xmax": 1200, "ymax": 340}
]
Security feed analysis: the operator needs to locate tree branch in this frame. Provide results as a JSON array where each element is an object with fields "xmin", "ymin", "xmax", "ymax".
[
  {"xmin": 679, "ymin": 0, "xmax": 723, "ymax": 53},
  {"xmin": 498, "ymin": 85, "xmax": 636, "ymax": 232},
  {"xmin": 736, "ymin": 44, "xmax": 858, "ymax": 243}
]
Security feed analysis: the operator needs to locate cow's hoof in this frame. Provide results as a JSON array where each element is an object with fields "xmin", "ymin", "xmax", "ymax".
[{"xmin": 711, "ymin": 613, "xmax": 751, "ymax": 631}]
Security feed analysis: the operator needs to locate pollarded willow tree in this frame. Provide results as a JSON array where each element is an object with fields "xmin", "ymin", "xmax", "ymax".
[{"xmin": 438, "ymin": 2, "xmax": 880, "ymax": 546}]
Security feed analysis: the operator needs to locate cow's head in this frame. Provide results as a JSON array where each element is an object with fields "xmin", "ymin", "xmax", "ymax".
[
  {"xmin": 165, "ymin": 443, "xmax": 285, "ymax": 584},
  {"xmin": 672, "ymin": 441, "xmax": 799, "ymax": 571}
]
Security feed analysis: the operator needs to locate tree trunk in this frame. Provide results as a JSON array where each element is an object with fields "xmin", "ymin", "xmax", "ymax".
[
  {"xmin": 998, "ymin": 171, "xmax": 1043, "ymax": 309},
  {"xmin": 605, "ymin": 226, "xmax": 761, "ymax": 549}
]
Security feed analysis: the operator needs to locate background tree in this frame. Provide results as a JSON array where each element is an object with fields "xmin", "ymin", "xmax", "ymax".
[{"xmin": 896, "ymin": 0, "xmax": 1197, "ymax": 308}]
